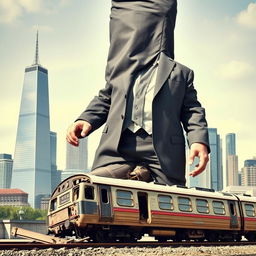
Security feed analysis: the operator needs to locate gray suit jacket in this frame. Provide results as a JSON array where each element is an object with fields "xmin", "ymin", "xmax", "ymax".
[{"xmin": 78, "ymin": 52, "xmax": 210, "ymax": 183}]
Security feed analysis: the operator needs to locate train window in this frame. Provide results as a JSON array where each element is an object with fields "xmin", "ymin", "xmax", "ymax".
[
  {"xmin": 50, "ymin": 198, "xmax": 57, "ymax": 211},
  {"xmin": 59, "ymin": 192, "xmax": 70, "ymax": 205},
  {"xmin": 229, "ymin": 203, "xmax": 236, "ymax": 216},
  {"xmin": 245, "ymin": 204, "xmax": 255, "ymax": 217},
  {"xmin": 73, "ymin": 187, "xmax": 79, "ymax": 201},
  {"xmin": 178, "ymin": 197, "xmax": 192, "ymax": 212},
  {"xmin": 213, "ymin": 201, "xmax": 225, "ymax": 215},
  {"xmin": 196, "ymin": 199, "xmax": 209, "ymax": 213},
  {"xmin": 85, "ymin": 186, "xmax": 94, "ymax": 200},
  {"xmin": 158, "ymin": 195, "xmax": 174, "ymax": 210},
  {"xmin": 116, "ymin": 190, "xmax": 133, "ymax": 207},
  {"xmin": 101, "ymin": 189, "xmax": 109, "ymax": 204}
]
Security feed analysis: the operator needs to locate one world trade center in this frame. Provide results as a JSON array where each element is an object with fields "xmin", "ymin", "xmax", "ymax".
[{"xmin": 12, "ymin": 32, "xmax": 51, "ymax": 208}]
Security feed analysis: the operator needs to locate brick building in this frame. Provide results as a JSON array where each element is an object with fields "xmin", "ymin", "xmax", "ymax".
[{"xmin": 0, "ymin": 189, "xmax": 29, "ymax": 207}]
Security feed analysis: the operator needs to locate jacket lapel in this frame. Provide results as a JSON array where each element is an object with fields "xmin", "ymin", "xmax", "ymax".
[{"xmin": 153, "ymin": 53, "xmax": 175, "ymax": 98}]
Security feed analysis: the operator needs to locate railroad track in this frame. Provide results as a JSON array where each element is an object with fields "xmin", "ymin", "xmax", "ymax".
[{"xmin": 1, "ymin": 240, "xmax": 256, "ymax": 250}]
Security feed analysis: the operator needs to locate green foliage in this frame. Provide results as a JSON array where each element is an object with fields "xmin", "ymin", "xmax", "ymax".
[{"xmin": 0, "ymin": 206, "xmax": 47, "ymax": 221}]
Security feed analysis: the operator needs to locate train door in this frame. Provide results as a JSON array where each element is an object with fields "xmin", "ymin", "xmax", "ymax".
[
  {"xmin": 98, "ymin": 185, "xmax": 113, "ymax": 221},
  {"xmin": 138, "ymin": 192, "xmax": 149, "ymax": 222},
  {"xmin": 228, "ymin": 200, "xmax": 239, "ymax": 228}
]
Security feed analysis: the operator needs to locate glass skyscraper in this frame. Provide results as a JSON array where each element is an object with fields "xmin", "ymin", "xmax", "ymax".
[
  {"xmin": 226, "ymin": 133, "xmax": 236, "ymax": 155},
  {"xmin": 12, "ymin": 33, "xmax": 51, "ymax": 208},
  {"xmin": 50, "ymin": 131, "xmax": 61, "ymax": 191},
  {"xmin": 66, "ymin": 138, "xmax": 88, "ymax": 171},
  {"xmin": 226, "ymin": 133, "xmax": 238, "ymax": 187},
  {"xmin": 209, "ymin": 129, "xmax": 223, "ymax": 191}
]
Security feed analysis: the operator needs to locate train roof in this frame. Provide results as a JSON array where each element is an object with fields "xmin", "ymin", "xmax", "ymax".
[
  {"xmin": 52, "ymin": 173, "xmax": 240, "ymax": 201},
  {"xmin": 235, "ymin": 194, "xmax": 256, "ymax": 203}
]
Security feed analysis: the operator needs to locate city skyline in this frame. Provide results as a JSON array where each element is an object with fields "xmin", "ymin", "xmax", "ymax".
[{"xmin": 0, "ymin": 0, "xmax": 256, "ymax": 171}]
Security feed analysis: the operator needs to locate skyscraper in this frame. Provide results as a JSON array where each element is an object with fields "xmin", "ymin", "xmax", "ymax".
[
  {"xmin": 62, "ymin": 138, "xmax": 89, "ymax": 182},
  {"xmin": 66, "ymin": 138, "xmax": 88, "ymax": 171},
  {"xmin": 226, "ymin": 133, "xmax": 236, "ymax": 155},
  {"xmin": 0, "ymin": 154, "xmax": 13, "ymax": 189},
  {"xmin": 11, "ymin": 32, "xmax": 51, "ymax": 208},
  {"xmin": 241, "ymin": 158, "xmax": 256, "ymax": 186},
  {"xmin": 50, "ymin": 131, "xmax": 61, "ymax": 191},
  {"xmin": 226, "ymin": 155, "xmax": 239, "ymax": 186},
  {"xmin": 226, "ymin": 133, "xmax": 238, "ymax": 187}
]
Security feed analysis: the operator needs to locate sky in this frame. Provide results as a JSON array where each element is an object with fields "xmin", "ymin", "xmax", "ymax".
[{"xmin": 0, "ymin": 0, "xmax": 256, "ymax": 172}]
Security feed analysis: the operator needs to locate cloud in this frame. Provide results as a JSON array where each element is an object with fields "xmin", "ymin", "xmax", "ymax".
[
  {"xmin": 0, "ymin": 0, "xmax": 69, "ymax": 24},
  {"xmin": 0, "ymin": 0, "xmax": 43, "ymax": 23},
  {"xmin": 18, "ymin": 0, "xmax": 42, "ymax": 12},
  {"xmin": 0, "ymin": 0, "xmax": 22, "ymax": 23},
  {"xmin": 219, "ymin": 60, "xmax": 255, "ymax": 80},
  {"xmin": 237, "ymin": 2, "xmax": 256, "ymax": 29}
]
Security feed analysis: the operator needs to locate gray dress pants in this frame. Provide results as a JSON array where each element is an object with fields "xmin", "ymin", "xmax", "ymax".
[{"xmin": 91, "ymin": 128, "xmax": 185, "ymax": 186}]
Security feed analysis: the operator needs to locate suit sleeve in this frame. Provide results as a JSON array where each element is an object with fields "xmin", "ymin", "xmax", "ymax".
[
  {"xmin": 181, "ymin": 70, "xmax": 210, "ymax": 153},
  {"xmin": 76, "ymin": 82, "xmax": 112, "ymax": 134}
]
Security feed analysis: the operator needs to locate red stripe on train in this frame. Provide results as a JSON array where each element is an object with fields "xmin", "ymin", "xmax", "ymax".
[
  {"xmin": 113, "ymin": 207, "xmax": 231, "ymax": 220},
  {"xmin": 151, "ymin": 210, "xmax": 231, "ymax": 220},
  {"xmin": 244, "ymin": 217, "xmax": 256, "ymax": 222},
  {"xmin": 113, "ymin": 207, "xmax": 139, "ymax": 213}
]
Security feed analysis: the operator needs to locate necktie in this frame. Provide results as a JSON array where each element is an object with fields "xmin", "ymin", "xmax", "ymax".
[{"xmin": 131, "ymin": 65, "xmax": 155, "ymax": 127}]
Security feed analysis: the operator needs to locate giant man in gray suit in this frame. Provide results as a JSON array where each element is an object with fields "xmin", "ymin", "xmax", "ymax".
[{"xmin": 67, "ymin": 0, "xmax": 210, "ymax": 186}]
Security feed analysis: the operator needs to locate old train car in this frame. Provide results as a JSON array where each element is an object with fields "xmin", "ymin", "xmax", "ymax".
[
  {"xmin": 236, "ymin": 194, "xmax": 256, "ymax": 241},
  {"xmin": 47, "ymin": 174, "xmax": 255, "ymax": 242}
]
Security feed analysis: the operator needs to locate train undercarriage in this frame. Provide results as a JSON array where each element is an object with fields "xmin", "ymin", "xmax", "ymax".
[{"xmin": 48, "ymin": 221, "xmax": 253, "ymax": 243}]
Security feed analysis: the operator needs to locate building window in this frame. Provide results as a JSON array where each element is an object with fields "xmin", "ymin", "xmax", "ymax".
[
  {"xmin": 158, "ymin": 195, "xmax": 174, "ymax": 210},
  {"xmin": 245, "ymin": 204, "xmax": 255, "ymax": 217},
  {"xmin": 196, "ymin": 199, "xmax": 209, "ymax": 213},
  {"xmin": 116, "ymin": 190, "xmax": 133, "ymax": 207},
  {"xmin": 213, "ymin": 201, "xmax": 225, "ymax": 215},
  {"xmin": 85, "ymin": 186, "xmax": 94, "ymax": 200},
  {"xmin": 178, "ymin": 197, "xmax": 192, "ymax": 212}
]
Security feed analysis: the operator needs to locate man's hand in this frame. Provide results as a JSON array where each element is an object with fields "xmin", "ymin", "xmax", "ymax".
[
  {"xmin": 188, "ymin": 143, "xmax": 209, "ymax": 177},
  {"xmin": 66, "ymin": 120, "xmax": 92, "ymax": 146}
]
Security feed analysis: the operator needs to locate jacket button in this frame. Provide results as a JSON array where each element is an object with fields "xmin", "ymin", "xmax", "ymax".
[
  {"xmin": 124, "ymin": 94, "xmax": 127, "ymax": 99},
  {"xmin": 121, "ymin": 114, "xmax": 124, "ymax": 119}
]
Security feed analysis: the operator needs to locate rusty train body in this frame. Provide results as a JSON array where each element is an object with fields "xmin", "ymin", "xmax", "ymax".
[{"xmin": 47, "ymin": 174, "xmax": 256, "ymax": 242}]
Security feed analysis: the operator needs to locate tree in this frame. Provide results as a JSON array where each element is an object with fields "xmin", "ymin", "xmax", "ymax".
[{"xmin": 0, "ymin": 206, "xmax": 47, "ymax": 220}]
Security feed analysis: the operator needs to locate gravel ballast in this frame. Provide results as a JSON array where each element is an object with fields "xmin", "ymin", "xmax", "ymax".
[{"xmin": 1, "ymin": 245, "xmax": 256, "ymax": 256}]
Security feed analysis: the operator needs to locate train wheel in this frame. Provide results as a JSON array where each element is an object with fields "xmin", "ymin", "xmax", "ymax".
[
  {"xmin": 207, "ymin": 233, "xmax": 219, "ymax": 242},
  {"xmin": 126, "ymin": 234, "xmax": 139, "ymax": 243},
  {"xmin": 93, "ymin": 231, "xmax": 111, "ymax": 242},
  {"xmin": 156, "ymin": 237, "xmax": 168, "ymax": 242},
  {"xmin": 196, "ymin": 238, "xmax": 205, "ymax": 242},
  {"xmin": 246, "ymin": 233, "xmax": 256, "ymax": 242},
  {"xmin": 235, "ymin": 235, "xmax": 242, "ymax": 242}
]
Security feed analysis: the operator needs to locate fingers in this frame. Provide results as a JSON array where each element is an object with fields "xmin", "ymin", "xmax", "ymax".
[
  {"xmin": 189, "ymin": 152, "xmax": 209, "ymax": 177},
  {"xmin": 66, "ymin": 123, "xmax": 79, "ymax": 146},
  {"xmin": 188, "ymin": 149, "xmax": 196, "ymax": 165},
  {"xmin": 81, "ymin": 122, "xmax": 92, "ymax": 137},
  {"xmin": 66, "ymin": 121, "xmax": 92, "ymax": 146},
  {"xmin": 188, "ymin": 143, "xmax": 209, "ymax": 177}
]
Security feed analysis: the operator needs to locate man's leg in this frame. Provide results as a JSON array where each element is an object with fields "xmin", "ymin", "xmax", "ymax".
[
  {"xmin": 119, "ymin": 128, "xmax": 185, "ymax": 186},
  {"xmin": 90, "ymin": 163, "xmax": 136, "ymax": 179}
]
